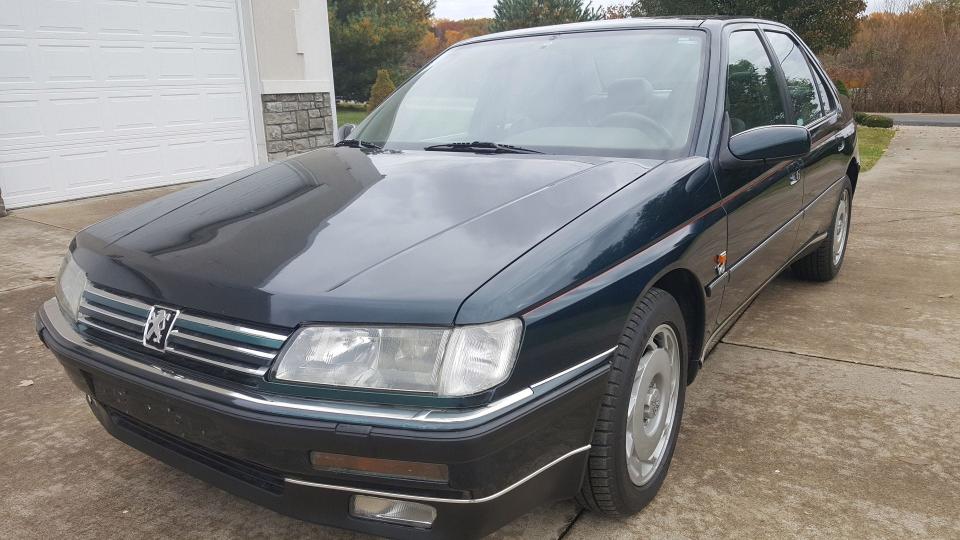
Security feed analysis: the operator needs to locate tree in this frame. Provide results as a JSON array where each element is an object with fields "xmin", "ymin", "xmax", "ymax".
[
  {"xmin": 367, "ymin": 69, "xmax": 397, "ymax": 112},
  {"xmin": 406, "ymin": 18, "xmax": 493, "ymax": 72},
  {"xmin": 824, "ymin": 1, "xmax": 960, "ymax": 113},
  {"xmin": 328, "ymin": 0, "xmax": 435, "ymax": 100},
  {"xmin": 492, "ymin": 0, "xmax": 603, "ymax": 32},
  {"xmin": 618, "ymin": 0, "xmax": 866, "ymax": 52}
]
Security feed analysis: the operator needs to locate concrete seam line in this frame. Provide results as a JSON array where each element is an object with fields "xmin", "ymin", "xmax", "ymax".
[
  {"xmin": 719, "ymin": 340, "xmax": 960, "ymax": 381},
  {"xmin": 556, "ymin": 507, "xmax": 585, "ymax": 540},
  {"xmin": 4, "ymin": 215, "xmax": 78, "ymax": 233},
  {"xmin": 0, "ymin": 282, "xmax": 55, "ymax": 295},
  {"xmin": 856, "ymin": 204, "xmax": 960, "ymax": 215}
]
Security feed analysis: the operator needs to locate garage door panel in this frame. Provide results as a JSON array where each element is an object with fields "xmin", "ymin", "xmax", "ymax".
[
  {"xmin": 0, "ymin": 154, "xmax": 56, "ymax": 199},
  {"xmin": 0, "ymin": 0, "xmax": 28, "ymax": 32},
  {"xmin": 36, "ymin": 0, "xmax": 87, "ymax": 34},
  {"xmin": 108, "ymin": 93, "xmax": 157, "ymax": 131},
  {"xmin": 0, "ymin": 43, "xmax": 31, "ymax": 82},
  {"xmin": 0, "ymin": 0, "xmax": 256, "ymax": 209},
  {"xmin": 101, "ymin": 44, "xmax": 150, "ymax": 81},
  {"xmin": 40, "ymin": 43, "xmax": 96, "ymax": 83},
  {"xmin": 210, "ymin": 134, "xmax": 254, "ymax": 172},
  {"xmin": 0, "ymin": 95, "xmax": 43, "ymax": 141},
  {"xmin": 96, "ymin": 0, "xmax": 144, "ymax": 36},
  {"xmin": 63, "ymin": 148, "xmax": 113, "ymax": 190},
  {"xmin": 117, "ymin": 143, "xmax": 164, "ymax": 182},
  {"xmin": 48, "ymin": 95, "xmax": 104, "ymax": 136}
]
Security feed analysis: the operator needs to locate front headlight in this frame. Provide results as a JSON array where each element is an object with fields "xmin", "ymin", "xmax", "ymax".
[
  {"xmin": 274, "ymin": 319, "xmax": 522, "ymax": 397},
  {"xmin": 56, "ymin": 251, "xmax": 87, "ymax": 321}
]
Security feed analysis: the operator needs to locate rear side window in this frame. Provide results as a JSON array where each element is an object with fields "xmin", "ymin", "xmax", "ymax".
[
  {"xmin": 725, "ymin": 31, "xmax": 786, "ymax": 135},
  {"xmin": 764, "ymin": 31, "xmax": 823, "ymax": 126}
]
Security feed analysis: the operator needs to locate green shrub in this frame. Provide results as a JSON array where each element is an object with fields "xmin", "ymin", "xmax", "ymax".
[
  {"xmin": 337, "ymin": 101, "xmax": 367, "ymax": 112},
  {"xmin": 855, "ymin": 112, "xmax": 894, "ymax": 128},
  {"xmin": 834, "ymin": 79, "xmax": 849, "ymax": 97},
  {"xmin": 367, "ymin": 69, "xmax": 396, "ymax": 113}
]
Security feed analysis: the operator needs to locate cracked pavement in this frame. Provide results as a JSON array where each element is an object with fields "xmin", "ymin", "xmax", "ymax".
[{"xmin": 1, "ymin": 126, "xmax": 958, "ymax": 539}]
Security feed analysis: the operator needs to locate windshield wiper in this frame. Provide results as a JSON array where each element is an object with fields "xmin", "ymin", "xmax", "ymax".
[
  {"xmin": 335, "ymin": 139, "xmax": 383, "ymax": 150},
  {"xmin": 423, "ymin": 141, "xmax": 543, "ymax": 154}
]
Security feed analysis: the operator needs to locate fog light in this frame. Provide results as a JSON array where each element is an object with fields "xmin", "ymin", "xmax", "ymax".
[
  {"xmin": 310, "ymin": 451, "xmax": 448, "ymax": 482},
  {"xmin": 350, "ymin": 495, "xmax": 436, "ymax": 528}
]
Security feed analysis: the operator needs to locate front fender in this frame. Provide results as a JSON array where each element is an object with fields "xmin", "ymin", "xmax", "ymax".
[{"xmin": 459, "ymin": 158, "xmax": 727, "ymax": 400}]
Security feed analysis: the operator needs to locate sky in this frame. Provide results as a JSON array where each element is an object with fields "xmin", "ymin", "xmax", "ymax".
[{"xmin": 434, "ymin": 0, "xmax": 886, "ymax": 20}]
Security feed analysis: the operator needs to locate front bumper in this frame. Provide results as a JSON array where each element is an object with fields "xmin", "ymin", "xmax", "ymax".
[{"xmin": 37, "ymin": 299, "xmax": 610, "ymax": 539}]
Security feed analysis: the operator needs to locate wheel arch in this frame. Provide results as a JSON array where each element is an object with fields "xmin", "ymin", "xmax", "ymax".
[
  {"xmin": 647, "ymin": 267, "xmax": 705, "ymax": 385},
  {"xmin": 846, "ymin": 157, "xmax": 861, "ymax": 193}
]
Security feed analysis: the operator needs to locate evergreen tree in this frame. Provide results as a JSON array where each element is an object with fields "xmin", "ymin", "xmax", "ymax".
[
  {"xmin": 610, "ymin": 0, "xmax": 865, "ymax": 52},
  {"xmin": 328, "ymin": 0, "xmax": 435, "ymax": 100},
  {"xmin": 367, "ymin": 69, "xmax": 397, "ymax": 112},
  {"xmin": 493, "ymin": 0, "xmax": 603, "ymax": 32}
]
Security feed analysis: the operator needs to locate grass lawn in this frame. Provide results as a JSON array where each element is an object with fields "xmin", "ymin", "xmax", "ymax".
[
  {"xmin": 337, "ymin": 109, "xmax": 368, "ymax": 127},
  {"xmin": 858, "ymin": 126, "xmax": 896, "ymax": 172}
]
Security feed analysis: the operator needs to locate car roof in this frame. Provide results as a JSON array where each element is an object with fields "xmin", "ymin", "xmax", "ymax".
[{"xmin": 457, "ymin": 17, "xmax": 790, "ymax": 46}]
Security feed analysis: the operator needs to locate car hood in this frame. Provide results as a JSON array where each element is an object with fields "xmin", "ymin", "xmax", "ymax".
[{"xmin": 76, "ymin": 148, "xmax": 658, "ymax": 327}]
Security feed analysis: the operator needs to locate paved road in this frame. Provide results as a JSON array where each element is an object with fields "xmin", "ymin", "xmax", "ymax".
[
  {"xmin": 871, "ymin": 112, "xmax": 960, "ymax": 127},
  {"xmin": 2, "ymin": 126, "xmax": 959, "ymax": 539}
]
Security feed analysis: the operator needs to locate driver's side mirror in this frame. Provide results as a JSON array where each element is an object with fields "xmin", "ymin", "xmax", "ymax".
[
  {"xmin": 726, "ymin": 125, "xmax": 811, "ymax": 163},
  {"xmin": 337, "ymin": 123, "xmax": 355, "ymax": 142}
]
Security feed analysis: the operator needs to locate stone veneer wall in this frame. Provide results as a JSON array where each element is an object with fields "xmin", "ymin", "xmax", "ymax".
[{"xmin": 261, "ymin": 92, "xmax": 334, "ymax": 161}]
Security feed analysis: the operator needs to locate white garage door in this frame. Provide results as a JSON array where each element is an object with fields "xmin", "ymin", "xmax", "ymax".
[{"xmin": 0, "ymin": 0, "xmax": 258, "ymax": 209}]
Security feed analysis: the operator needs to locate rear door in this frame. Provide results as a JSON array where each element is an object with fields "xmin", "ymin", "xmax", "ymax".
[
  {"xmin": 713, "ymin": 27, "xmax": 803, "ymax": 324},
  {"xmin": 762, "ymin": 29, "xmax": 849, "ymax": 248}
]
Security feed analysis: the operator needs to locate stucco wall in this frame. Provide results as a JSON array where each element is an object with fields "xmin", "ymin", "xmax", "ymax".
[{"xmin": 250, "ymin": 0, "xmax": 336, "ymax": 96}]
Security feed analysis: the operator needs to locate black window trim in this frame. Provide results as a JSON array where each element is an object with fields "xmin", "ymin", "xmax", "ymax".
[
  {"xmin": 759, "ymin": 27, "xmax": 840, "ymax": 133},
  {"xmin": 721, "ymin": 27, "xmax": 793, "ymax": 135}
]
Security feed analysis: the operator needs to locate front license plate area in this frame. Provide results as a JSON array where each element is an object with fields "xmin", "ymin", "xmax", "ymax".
[{"xmin": 95, "ymin": 377, "xmax": 214, "ymax": 445}]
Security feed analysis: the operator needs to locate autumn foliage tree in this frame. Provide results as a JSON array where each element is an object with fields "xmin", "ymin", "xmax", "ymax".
[
  {"xmin": 407, "ymin": 18, "xmax": 493, "ymax": 70},
  {"xmin": 824, "ymin": 0, "xmax": 960, "ymax": 113},
  {"xmin": 328, "ymin": 0, "xmax": 435, "ymax": 100}
]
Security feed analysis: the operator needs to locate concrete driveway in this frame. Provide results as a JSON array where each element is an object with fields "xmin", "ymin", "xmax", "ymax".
[{"xmin": 2, "ymin": 126, "xmax": 958, "ymax": 539}]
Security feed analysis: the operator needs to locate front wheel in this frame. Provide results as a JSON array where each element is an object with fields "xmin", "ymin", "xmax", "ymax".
[
  {"xmin": 793, "ymin": 177, "xmax": 853, "ymax": 281},
  {"xmin": 578, "ymin": 287, "xmax": 688, "ymax": 515}
]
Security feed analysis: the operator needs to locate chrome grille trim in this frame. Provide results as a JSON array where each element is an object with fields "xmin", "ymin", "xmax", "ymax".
[
  {"xmin": 168, "ymin": 329, "xmax": 276, "ymax": 361},
  {"xmin": 78, "ymin": 315, "xmax": 141, "ymax": 343},
  {"xmin": 79, "ymin": 284, "xmax": 289, "ymax": 377},
  {"xmin": 177, "ymin": 313, "xmax": 287, "ymax": 343},
  {"xmin": 79, "ymin": 300, "xmax": 143, "ymax": 327},
  {"xmin": 86, "ymin": 287, "xmax": 151, "ymax": 313},
  {"xmin": 165, "ymin": 345, "xmax": 270, "ymax": 376}
]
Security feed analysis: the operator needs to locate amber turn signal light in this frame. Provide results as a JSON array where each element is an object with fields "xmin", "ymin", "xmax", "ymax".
[{"xmin": 309, "ymin": 451, "xmax": 449, "ymax": 483}]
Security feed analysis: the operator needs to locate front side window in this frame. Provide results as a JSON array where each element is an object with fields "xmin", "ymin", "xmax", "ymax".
[
  {"xmin": 765, "ymin": 31, "xmax": 823, "ymax": 126},
  {"xmin": 353, "ymin": 30, "xmax": 707, "ymax": 159},
  {"xmin": 725, "ymin": 30, "xmax": 787, "ymax": 135}
]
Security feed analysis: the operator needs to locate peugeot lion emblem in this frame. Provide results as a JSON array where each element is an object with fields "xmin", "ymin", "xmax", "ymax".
[{"xmin": 143, "ymin": 306, "xmax": 180, "ymax": 352}]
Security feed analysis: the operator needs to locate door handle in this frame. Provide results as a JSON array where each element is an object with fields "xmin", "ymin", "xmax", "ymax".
[{"xmin": 789, "ymin": 170, "xmax": 801, "ymax": 186}]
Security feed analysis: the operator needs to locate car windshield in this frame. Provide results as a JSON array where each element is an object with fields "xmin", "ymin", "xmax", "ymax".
[{"xmin": 352, "ymin": 29, "xmax": 707, "ymax": 159}]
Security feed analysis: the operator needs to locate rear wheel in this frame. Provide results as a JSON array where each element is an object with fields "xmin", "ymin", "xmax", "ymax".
[
  {"xmin": 793, "ymin": 178, "xmax": 853, "ymax": 282},
  {"xmin": 578, "ymin": 288, "xmax": 688, "ymax": 515}
]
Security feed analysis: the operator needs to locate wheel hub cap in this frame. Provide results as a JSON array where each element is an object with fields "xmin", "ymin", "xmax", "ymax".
[
  {"xmin": 833, "ymin": 190, "xmax": 850, "ymax": 265},
  {"xmin": 625, "ymin": 324, "xmax": 681, "ymax": 486}
]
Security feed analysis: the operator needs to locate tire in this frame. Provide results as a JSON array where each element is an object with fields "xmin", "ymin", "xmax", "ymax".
[
  {"xmin": 577, "ymin": 287, "xmax": 688, "ymax": 516},
  {"xmin": 792, "ymin": 177, "xmax": 853, "ymax": 282}
]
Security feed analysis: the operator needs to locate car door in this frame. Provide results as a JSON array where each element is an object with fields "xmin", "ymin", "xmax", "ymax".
[
  {"xmin": 763, "ymin": 29, "xmax": 849, "ymax": 248},
  {"xmin": 714, "ymin": 28, "xmax": 804, "ymax": 325}
]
